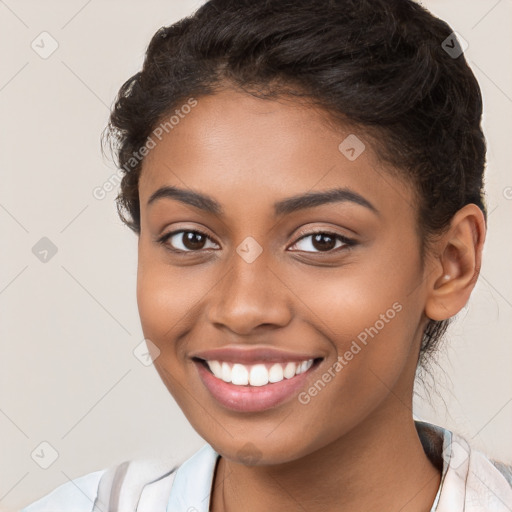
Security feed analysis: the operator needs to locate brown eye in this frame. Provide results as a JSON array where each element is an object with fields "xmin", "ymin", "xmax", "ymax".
[
  {"xmin": 289, "ymin": 230, "xmax": 355, "ymax": 254},
  {"xmin": 158, "ymin": 230, "xmax": 219, "ymax": 253},
  {"xmin": 310, "ymin": 233, "xmax": 337, "ymax": 252}
]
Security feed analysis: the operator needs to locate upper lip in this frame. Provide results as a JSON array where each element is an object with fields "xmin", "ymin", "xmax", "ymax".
[{"xmin": 191, "ymin": 345, "xmax": 322, "ymax": 364}]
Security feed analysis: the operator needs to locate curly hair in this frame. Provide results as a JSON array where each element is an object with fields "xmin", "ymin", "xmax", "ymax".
[{"xmin": 102, "ymin": 0, "xmax": 487, "ymax": 369}]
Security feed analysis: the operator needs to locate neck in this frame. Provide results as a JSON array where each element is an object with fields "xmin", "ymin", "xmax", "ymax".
[{"xmin": 210, "ymin": 406, "xmax": 441, "ymax": 512}]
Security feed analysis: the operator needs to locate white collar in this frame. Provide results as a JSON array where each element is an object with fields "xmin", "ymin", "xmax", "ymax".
[
  {"xmin": 434, "ymin": 425, "xmax": 512, "ymax": 511},
  {"xmin": 166, "ymin": 443, "xmax": 219, "ymax": 512}
]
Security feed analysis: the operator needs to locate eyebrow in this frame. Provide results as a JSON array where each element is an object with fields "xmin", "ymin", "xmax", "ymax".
[{"xmin": 146, "ymin": 185, "xmax": 379, "ymax": 217}]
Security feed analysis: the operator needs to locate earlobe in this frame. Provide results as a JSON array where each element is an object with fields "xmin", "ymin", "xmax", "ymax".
[{"xmin": 424, "ymin": 204, "xmax": 486, "ymax": 321}]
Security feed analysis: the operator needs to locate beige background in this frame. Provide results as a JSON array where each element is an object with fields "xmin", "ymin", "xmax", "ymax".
[{"xmin": 0, "ymin": 1, "xmax": 511, "ymax": 510}]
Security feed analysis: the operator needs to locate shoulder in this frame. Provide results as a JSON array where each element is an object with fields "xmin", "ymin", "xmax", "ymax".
[
  {"xmin": 415, "ymin": 420, "xmax": 512, "ymax": 510},
  {"xmin": 20, "ymin": 469, "xmax": 106, "ymax": 512},
  {"xmin": 21, "ymin": 458, "xmax": 179, "ymax": 512},
  {"xmin": 447, "ymin": 430, "xmax": 512, "ymax": 511}
]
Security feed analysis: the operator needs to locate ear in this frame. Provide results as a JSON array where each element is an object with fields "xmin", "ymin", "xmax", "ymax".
[{"xmin": 424, "ymin": 204, "xmax": 486, "ymax": 321}]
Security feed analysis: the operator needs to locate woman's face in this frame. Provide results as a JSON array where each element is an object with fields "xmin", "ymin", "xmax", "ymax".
[{"xmin": 136, "ymin": 88, "xmax": 431, "ymax": 464}]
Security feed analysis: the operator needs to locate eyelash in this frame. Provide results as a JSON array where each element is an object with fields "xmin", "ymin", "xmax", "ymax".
[{"xmin": 156, "ymin": 228, "xmax": 356, "ymax": 255}]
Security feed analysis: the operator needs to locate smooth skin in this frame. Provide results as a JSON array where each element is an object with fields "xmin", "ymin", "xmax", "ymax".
[{"xmin": 136, "ymin": 87, "xmax": 486, "ymax": 512}]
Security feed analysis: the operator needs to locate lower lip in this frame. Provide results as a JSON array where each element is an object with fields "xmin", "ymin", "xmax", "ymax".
[{"xmin": 195, "ymin": 361, "xmax": 318, "ymax": 413}]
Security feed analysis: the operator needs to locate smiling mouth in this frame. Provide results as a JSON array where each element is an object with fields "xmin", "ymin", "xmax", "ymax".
[{"xmin": 193, "ymin": 357, "xmax": 323, "ymax": 387}]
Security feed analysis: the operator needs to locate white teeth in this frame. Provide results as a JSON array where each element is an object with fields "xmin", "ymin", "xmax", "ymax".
[
  {"xmin": 204, "ymin": 359, "xmax": 315, "ymax": 386},
  {"xmin": 268, "ymin": 363, "xmax": 284, "ymax": 383},
  {"xmin": 231, "ymin": 364, "xmax": 249, "ymax": 385},
  {"xmin": 249, "ymin": 364, "xmax": 269, "ymax": 386},
  {"xmin": 207, "ymin": 360, "xmax": 222, "ymax": 378},
  {"xmin": 283, "ymin": 362, "xmax": 297, "ymax": 379},
  {"xmin": 300, "ymin": 360, "xmax": 312, "ymax": 373},
  {"xmin": 221, "ymin": 362, "xmax": 232, "ymax": 382}
]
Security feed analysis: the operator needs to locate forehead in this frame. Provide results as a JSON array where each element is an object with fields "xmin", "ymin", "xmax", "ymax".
[{"xmin": 139, "ymin": 88, "xmax": 415, "ymax": 223}]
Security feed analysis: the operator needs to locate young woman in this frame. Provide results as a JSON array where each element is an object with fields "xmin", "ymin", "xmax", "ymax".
[{"xmin": 22, "ymin": 0, "xmax": 512, "ymax": 510}]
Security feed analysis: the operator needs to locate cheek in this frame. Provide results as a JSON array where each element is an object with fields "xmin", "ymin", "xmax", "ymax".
[
  {"xmin": 136, "ymin": 248, "xmax": 204, "ymax": 355},
  {"xmin": 288, "ymin": 280, "xmax": 419, "ymax": 457},
  {"xmin": 135, "ymin": 249, "xmax": 207, "ymax": 410},
  {"xmin": 295, "ymin": 266, "xmax": 415, "ymax": 384},
  {"xmin": 285, "ymin": 246, "xmax": 422, "ymax": 410},
  {"xmin": 287, "ymin": 241, "xmax": 420, "ymax": 344}
]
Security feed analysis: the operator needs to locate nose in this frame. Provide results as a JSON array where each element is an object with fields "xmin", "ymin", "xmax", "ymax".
[{"xmin": 206, "ymin": 250, "xmax": 292, "ymax": 336}]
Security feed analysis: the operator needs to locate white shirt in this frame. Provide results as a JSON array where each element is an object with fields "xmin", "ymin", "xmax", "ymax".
[{"xmin": 21, "ymin": 421, "xmax": 512, "ymax": 511}]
